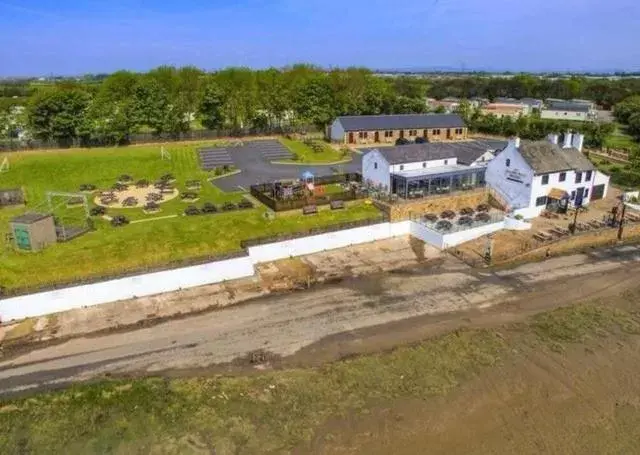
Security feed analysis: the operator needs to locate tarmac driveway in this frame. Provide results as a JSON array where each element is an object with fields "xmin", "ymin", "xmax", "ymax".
[{"xmin": 210, "ymin": 140, "xmax": 362, "ymax": 192}]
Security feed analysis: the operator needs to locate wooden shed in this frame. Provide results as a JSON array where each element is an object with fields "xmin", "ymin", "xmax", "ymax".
[{"xmin": 10, "ymin": 213, "xmax": 57, "ymax": 252}]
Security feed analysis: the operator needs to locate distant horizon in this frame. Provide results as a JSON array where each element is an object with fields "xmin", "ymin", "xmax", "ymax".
[{"xmin": 2, "ymin": 0, "xmax": 639, "ymax": 77}]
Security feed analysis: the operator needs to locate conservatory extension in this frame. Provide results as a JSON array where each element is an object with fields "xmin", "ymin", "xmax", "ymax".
[{"xmin": 390, "ymin": 165, "xmax": 487, "ymax": 199}]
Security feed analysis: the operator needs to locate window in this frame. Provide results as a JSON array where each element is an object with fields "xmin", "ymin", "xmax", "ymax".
[
  {"xmin": 536, "ymin": 196, "xmax": 548, "ymax": 207},
  {"xmin": 409, "ymin": 129, "xmax": 417, "ymax": 136},
  {"xmin": 559, "ymin": 172, "xmax": 566, "ymax": 182},
  {"xmin": 400, "ymin": 165, "xmax": 404, "ymax": 171},
  {"xmin": 423, "ymin": 129, "xmax": 428, "ymax": 137},
  {"xmin": 374, "ymin": 162, "xmax": 378, "ymax": 170},
  {"xmin": 422, "ymin": 162, "xmax": 427, "ymax": 168},
  {"xmin": 585, "ymin": 188, "xmax": 589, "ymax": 198},
  {"xmin": 444, "ymin": 159, "xmax": 448, "ymax": 165},
  {"xmin": 433, "ymin": 129, "xmax": 440, "ymax": 135},
  {"xmin": 358, "ymin": 131, "xmax": 364, "ymax": 139},
  {"xmin": 541, "ymin": 174, "xmax": 549, "ymax": 185},
  {"xmin": 575, "ymin": 172, "xmax": 582, "ymax": 183},
  {"xmin": 454, "ymin": 128, "xmax": 463, "ymax": 135},
  {"xmin": 506, "ymin": 159, "xmax": 511, "ymax": 167},
  {"xmin": 571, "ymin": 190, "xmax": 576, "ymax": 200},
  {"xmin": 586, "ymin": 170, "xmax": 592, "ymax": 181}
]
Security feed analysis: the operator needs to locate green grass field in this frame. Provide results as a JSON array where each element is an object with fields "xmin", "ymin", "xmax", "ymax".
[
  {"xmin": 280, "ymin": 138, "xmax": 348, "ymax": 163},
  {"xmin": 604, "ymin": 125, "xmax": 639, "ymax": 151},
  {"xmin": 0, "ymin": 142, "xmax": 380, "ymax": 292}
]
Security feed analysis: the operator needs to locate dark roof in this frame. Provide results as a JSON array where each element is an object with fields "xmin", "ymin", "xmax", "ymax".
[
  {"xmin": 11, "ymin": 212, "xmax": 52, "ymax": 224},
  {"xmin": 368, "ymin": 140, "xmax": 507, "ymax": 166},
  {"xmin": 336, "ymin": 114, "xmax": 465, "ymax": 131},
  {"xmin": 518, "ymin": 141, "xmax": 595, "ymax": 174},
  {"xmin": 545, "ymin": 101, "xmax": 591, "ymax": 113}
]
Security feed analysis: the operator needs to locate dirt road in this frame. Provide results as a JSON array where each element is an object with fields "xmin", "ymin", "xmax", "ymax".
[{"xmin": 2, "ymin": 244, "xmax": 640, "ymax": 397}]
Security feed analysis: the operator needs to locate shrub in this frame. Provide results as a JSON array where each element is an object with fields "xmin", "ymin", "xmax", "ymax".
[
  {"xmin": 79, "ymin": 183, "xmax": 96, "ymax": 191},
  {"xmin": 110, "ymin": 215, "xmax": 129, "ymax": 227},
  {"xmin": 414, "ymin": 137, "xmax": 427, "ymax": 144},
  {"xmin": 440, "ymin": 209, "xmax": 456, "ymax": 219},
  {"xmin": 136, "ymin": 179, "xmax": 149, "ymax": 188},
  {"xmin": 144, "ymin": 202, "xmax": 160, "ymax": 211},
  {"xmin": 202, "ymin": 202, "xmax": 218, "ymax": 213},
  {"xmin": 515, "ymin": 214, "xmax": 524, "ymax": 220},
  {"xmin": 184, "ymin": 205, "xmax": 200, "ymax": 216},
  {"xmin": 181, "ymin": 192, "xmax": 199, "ymax": 200},
  {"xmin": 222, "ymin": 201, "xmax": 237, "ymax": 211},
  {"xmin": 118, "ymin": 174, "xmax": 133, "ymax": 183},
  {"xmin": 475, "ymin": 212, "xmax": 491, "ymax": 222},
  {"xmin": 459, "ymin": 207, "xmax": 475, "ymax": 216},
  {"xmin": 89, "ymin": 206, "xmax": 106, "ymax": 216},
  {"xmin": 610, "ymin": 165, "xmax": 621, "ymax": 173},
  {"xmin": 146, "ymin": 192, "xmax": 163, "ymax": 202},
  {"xmin": 238, "ymin": 199, "xmax": 254, "ymax": 209},
  {"xmin": 476, "ymin": 203, "xmax": 490, "ymax": 213},
  {"xmin": 160, "ymin": 173, "xmax": 175, "ymax": 182},
  {"xmin": 122, "ymin": 196, "xmax": 138, "ymax": 207},
  {"xmin": 458, "ymin": 216, "xmax": 473, "ymax": 225},
  {"xmin": 422, "ymin": 213, "xmax": 438, "ymax": 222},
  {"xmin": 112, "ymin": 182, "xmax": 128, "ymax": 191},
  {"xmin": 395, "ymin": 137, "xmax": 410, "ymax": 146},
  {"xmin": 435, "ymin": 220, "xmax": 452, "ymax": 231}
]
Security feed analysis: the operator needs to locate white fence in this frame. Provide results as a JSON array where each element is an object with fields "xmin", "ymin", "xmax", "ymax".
[
  {"xmin": 410, "ymin": 220, "xmax": 506, "ymax": 249},
  {"xmin": 0, "ymin": 221, "xmax": 412, "ymax": 321}
]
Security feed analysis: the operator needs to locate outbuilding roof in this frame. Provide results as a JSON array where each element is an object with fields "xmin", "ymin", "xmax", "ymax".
[
  {"xmin": 545, "ymin": 101, "xmax": 591, "ymax": 113},
  {"xmin": 336, "ymin": 114, "xmax": 465, "ymax": 132},
  {"xmin": 11, "ymin": 212, "xmax": 52, "ymax": 224},
  {"xmin": 368, "ymin": 140, "xmax": 507, "ymax": 166},
  {"xmin": 518, "ymin": 141, "xmax": 595, "ymax": 174}
]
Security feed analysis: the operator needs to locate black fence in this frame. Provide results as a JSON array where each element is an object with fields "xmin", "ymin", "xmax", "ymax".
[
  {"xmin": 240, "ymin": 216, "xmax": 387, "ymax": 249},
  {"xmin": 0, "ymin": 124, "xmax": 320, "ymax": 152},
  {"xmin": 250, "ymin": 173, "xmax": 363, "ymax": 212}
]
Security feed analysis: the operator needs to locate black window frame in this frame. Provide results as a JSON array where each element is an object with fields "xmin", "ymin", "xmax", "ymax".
[
  {"xmin": 541, "ymin": 174, "xmax": 549, "ymax": 185},
  {"xmin": 559, "ymin": 172, "xmax": 566, "ymax": 182},
  {"xmin": 575, "ymin": 171, "xmax": 582, "ymax": 183},
  {"xmin": 506, "ymin": 158, "xmax": 511, "ymax": 167},
  {"xmin": 535, "ymin": 196, "xmax": 548, "ymax": 207},
  {"xmin": 585, "ymin": 170, "xmax": 592, "ymax": 181}
]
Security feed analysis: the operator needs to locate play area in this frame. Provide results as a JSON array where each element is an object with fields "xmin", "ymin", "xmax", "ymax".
[{"xmin": 93, "ymin": 174, "xmax": 180, "ymax": 209}]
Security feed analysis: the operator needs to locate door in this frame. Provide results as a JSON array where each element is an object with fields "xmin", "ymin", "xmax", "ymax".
[
  {"xmin": 591, "ymin": 184, "xmax": 605, "ymax": 200},
  {"xmin": 348, "ymin": 132, "xmax": 354, "ymax": 144},
  {"xmin": 400, "ymin": 130, "xmax": 405, "ymax": 139},
  {"xmin": 14, "ymin": 226, "xmax": 31, "ymax": 250},
  {"xmin": 447, "ymin": 129, "xmax": 452, "ymax": 139},
  {"xmin": 374, "ymin": 131, "xmax": 379, "ymax": 142},
  {"xmin": 575, "ymin": 187, "xmax": 585, "ymax": 207}
]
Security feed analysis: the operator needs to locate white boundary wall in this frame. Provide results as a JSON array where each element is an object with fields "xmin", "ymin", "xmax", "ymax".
[
  {"xmin": 1, "ymin": 221, "xmax": 412, "ymax": 321},
  {"xmin": 410, "ymin": 220, "xmax": 506, "ymax": 250}
]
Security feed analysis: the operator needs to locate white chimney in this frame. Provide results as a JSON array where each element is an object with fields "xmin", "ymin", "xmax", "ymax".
[
  {"xmin": 547, "ymin": 133, "xmax": 559, "ymax": 145},
  {"xmin": 562, "ymin": 131, "xmax": 573, "ymax": 149},
  {"xmin": 571, "ymin": 133, "xmax": 585, "ymax": 152},
  {"xmin": 509, "ymin": 137, "xmax": 521, "ymax": 149}
]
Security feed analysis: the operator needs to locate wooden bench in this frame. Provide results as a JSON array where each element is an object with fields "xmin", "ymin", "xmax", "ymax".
[
  {"xmin": 303, "ymin": 205, "xmax": 318, "ymax": 215},
  {"xmin": 330, "ymin": 200, "xmax": 345, "ymax": 210}
]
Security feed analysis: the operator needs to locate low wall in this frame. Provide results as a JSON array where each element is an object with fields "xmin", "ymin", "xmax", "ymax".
[
  {"xmin": 410, "ymin": 220, "xmax": 505, "ymax": 250},
  {"xmin": 387, "ymin": 189, "xmax": 489, "ymax": 222},
  {"xmin": 0, "ymin": 221, "xmax": 412, "ymax": 321}
]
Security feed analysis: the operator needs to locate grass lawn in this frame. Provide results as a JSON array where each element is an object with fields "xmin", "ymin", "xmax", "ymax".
[
  {"xmin": 0, "ymin": 143, "xmax": 381, "ymax": 292},
  {"xmin": 280, "ymin": 138, "xmax": 349, "ymax": 164},
  {"xmin": 604, "ymin": 125, "xmax": 639, "ymax": 151},
  {"xmin": 1, "ymin": 298, "xmax": 638, "ymax": 454}
]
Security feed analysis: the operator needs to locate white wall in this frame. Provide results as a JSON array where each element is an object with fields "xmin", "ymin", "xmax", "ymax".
[
  {"xmin": 390, "ymin": 157, "xmax": 457, "ymax": 173},
  {"xmin": 0, "ymin": 256, "xmax": 255, "ymax": 321},
  {"xmin": 541, "ymin": 110, "xmax": 589, "ymax": 121},
  {"xmin": 362, "ymin": 149, "xmax": 391, "ymax": 190},
  {"xmin": 1, "ymin": 222, "xmax": 413, "ymax": 321},
  {"xmin": 442, "ymin": 221, "xmax": 506, "ymax": 248},
  {"xmin": 409, "ymin": 221, "xmax": 445, "ymax": 249},
  {"xmin": 485, "ymin": 141, "xmax": 534, "ymax": 210},
  {"xmin": 470, "ymin": 151, "xmax": 495, "ymax": 166},
  {"xmin": 330, "ymin": 119, "xmax": 345, "ymax": 142},
  {"xmin": 593, "ymin": 171, "xmax": 610, "ymax": 199}
]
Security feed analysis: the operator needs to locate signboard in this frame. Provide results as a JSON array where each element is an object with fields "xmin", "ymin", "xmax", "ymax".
[{"xmin": 505, "ymin": 168, "xmax": 526, "ymax": 183}]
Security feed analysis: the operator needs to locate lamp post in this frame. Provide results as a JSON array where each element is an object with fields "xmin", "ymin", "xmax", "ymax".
[{"xmin": 617, "ymin": 203, "xmax": 627, "ymax": 241}]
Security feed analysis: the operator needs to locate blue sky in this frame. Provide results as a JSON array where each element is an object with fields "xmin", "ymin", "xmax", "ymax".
[{"xmin": 1, "ymin": 0, "xmax": 639, "ymax": 76}]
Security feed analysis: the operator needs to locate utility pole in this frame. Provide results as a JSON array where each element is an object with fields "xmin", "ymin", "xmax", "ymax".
[{"xmin": 617, "ymin": 203, "xmax": 627, "ymax": 241}]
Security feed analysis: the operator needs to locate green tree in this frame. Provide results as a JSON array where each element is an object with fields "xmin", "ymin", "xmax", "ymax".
[
  {"xmin": 198, "ymin": 79, "xmax": 226, "ymax": 130},
  {"xmin": 27, "ymin": 87, "xmax": 91, "ymax": 144},
  {"xmin": 214, "ymin": 68, "xmax": 258, "ymax": 130},
  {"xmin": 614, "ymin": 96, "xmax": 640, "ymax": 124},
  {"xmin": 292, "ymin": 73, "xmax": 335, "ymax": 128},
  {"xmin": 627, "ymin": 112, "xmax": 640, "ymax": 138}
]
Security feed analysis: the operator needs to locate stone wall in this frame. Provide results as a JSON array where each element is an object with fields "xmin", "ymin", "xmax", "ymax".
[{"xmin": 386, "ymin": 189, "xmax": 489, "ymax": 221}]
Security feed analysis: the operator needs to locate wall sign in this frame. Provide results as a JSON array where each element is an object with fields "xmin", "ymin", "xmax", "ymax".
[{"xmin": 505, "ymin": 168, "xmax": 526, "ymax": 183}]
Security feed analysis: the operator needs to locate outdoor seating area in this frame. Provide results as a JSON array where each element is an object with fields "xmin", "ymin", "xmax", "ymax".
[{"xmin": 414, "ymin": 203, "xmax": 503, "ymax": 234}]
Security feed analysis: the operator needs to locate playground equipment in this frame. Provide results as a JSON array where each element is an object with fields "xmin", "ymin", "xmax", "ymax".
[
  {"xmin": 160, "ymin": 146, "xmax": 171, "ymax": 161},
  {"xmin": 0, "ymin": 157, "xmax": 8, "ymax": 173}
]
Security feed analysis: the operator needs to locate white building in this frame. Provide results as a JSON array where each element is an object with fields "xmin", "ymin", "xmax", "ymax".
[
  {"xmin": 541, "ymin": 100, "xmax": 597, "ymax": 122},
  {"xmin": 486, "ymin": 132, "xmax": 610, "ymax": 219},
  {"xmin": 362, "ymin": 140, "xmax": 506, "ymax": 198}
]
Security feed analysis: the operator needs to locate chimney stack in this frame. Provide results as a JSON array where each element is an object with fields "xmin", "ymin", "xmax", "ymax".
[
  {"xmin": 509, "ymin": 137, "xmax": 521, "ymax": 149},
  {"xmin": 547, "ymin": 133, "xmax": 559, "ymax": 145},
  {"xmin": 571, "ymin": 133, "xmax": 585, "ymax": 152},
  {"xmin": 562, "ymin": 131, "xmax": 573, "ymax": 149}
]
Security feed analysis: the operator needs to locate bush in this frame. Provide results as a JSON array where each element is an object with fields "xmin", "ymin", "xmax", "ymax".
[
  {"xmin": 222, "ymin": 201, "xmax": 237, "ymax": 211},
  {"xmin": 160, "ymin": 173, "xmax": 175, "ymax": 182},
  {"xmin": 202, "ymin": 202, "xmax": 218, "ymax": 213},
  {"xmin": 110, "ymin": 215, "xmax": 129, "ymax": 227},
  {"xmin": 476, "ymin": 203, "xmax": 490, "ymax": 213},
  {"xmin": 515, "ymin": 214, "xmax": 524, "ymax": 220},
  {"xmin": 144, "ymin": 202, "xmax": 160, "ymax": 211},
  {"xmin": 475, "ymin": 212, "xmax": 491, "ymax": 222},
  {"xmin": 440, "ymin": 210, "xmax": 456, "ymax": 219},
  {"xmin": 435, "ymin": 220, "xmax": 452, "ymax": 231},
  {"xmin": 414, "ymin": 136, "xmax": 427, "ymax": 144},
  {"xmin": 610, "ymin": 165, "xmax": 621, "ymax": 173},
  {"xmin": 112, "ymin": 182, "xmax": 128, "ymax": 191},
  {"xmin": 458, "ymin": 216, "xmax": 473, "ymax": 226},
  {"xmin": 89, "ymin": 206, "xmax": 106, "ymax": 216},
  {"xmin": 238, "ymin": 199, "xmax": 254, "ymax": 209},
  {"xmin": 422, "ymin": 213, "xmax": 438, "ymax": 222},
  {"xmin": 395, "ymin": 137, "xmax": 410, "ymax": 146},
  {"xmin": 79, "ymin": 183, "xmax": 96, "ymax": 191},
  {"xmin": 136, "ymin": 179, "xmax": 149, "ymax": 188},
  {"xmin": 459, "ymin": 207, "xmax": 475, "ymax": 216},
  {"xmin": 181, "ymin": 192, "xmax": 199, "ymax": 200},
  {"xmin": 118, "ymin": 174, "xmax": 133, "ymax": 183},
  {"xmin": 184, "ymin": 205, "xmax": 200, "ymax": 216}
]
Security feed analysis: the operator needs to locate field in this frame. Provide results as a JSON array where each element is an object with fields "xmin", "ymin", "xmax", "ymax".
[
  {"xmin": 1, "ymin": 292, "xmax": 640, "ymax": 454},
  {"xmin": 280, "ymin": 137, "xmax": 348, "ymax": 163},
  {"xmin": 0, "ymin": 142, "xmax": 380, "ymax": 293},
  {"xmin": 603, "ymin": 124, "xmax": 639, "ymax": 151}
]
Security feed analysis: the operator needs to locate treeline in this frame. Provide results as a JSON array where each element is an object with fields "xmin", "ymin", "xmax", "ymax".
[
  {"xmin": 614, "ymin": 96, "xmax": 640, "ymax": 139},
  {"xmin": 1, "ymin": 66, "xmax": 431, "ymax": 147},
  {"xmin": 428, "ymin": 75, "xmax": 640, "ymax": 108}
]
